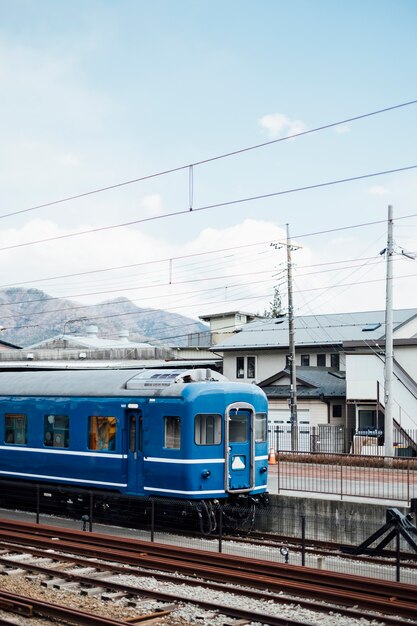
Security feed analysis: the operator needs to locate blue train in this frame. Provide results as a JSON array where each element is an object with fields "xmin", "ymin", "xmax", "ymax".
[{"xmin": 0, "ymin": 368, "xmax": 269, "ymax": 511}]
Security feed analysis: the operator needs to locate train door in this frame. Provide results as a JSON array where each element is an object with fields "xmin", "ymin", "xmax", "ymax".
[
  {"xmin": 225, "ymin": 403, "xmax": 254, "ymax": 493},
  {"xmin": 126, "ymin": 409, "xmax": 143, "ymax": 493}
]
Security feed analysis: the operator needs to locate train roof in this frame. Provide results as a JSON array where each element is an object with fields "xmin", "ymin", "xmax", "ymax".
[{"xmin": 0, "ymin": 368, "xmax": 232, "ymax": 397}]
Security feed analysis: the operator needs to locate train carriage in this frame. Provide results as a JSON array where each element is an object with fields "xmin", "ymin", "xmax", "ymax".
[{"xmin": 0, "ymin": 368, "xmax": 269, "ymax": 506}]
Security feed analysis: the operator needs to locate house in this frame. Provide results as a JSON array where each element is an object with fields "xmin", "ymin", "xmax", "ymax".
[
  {"xmin": 209, "ymin": 308, "xmax": 417, "ymax": 454},
  {"xmin": 0, "ymin": 325, "xmax": 222, "ymax": 372}
]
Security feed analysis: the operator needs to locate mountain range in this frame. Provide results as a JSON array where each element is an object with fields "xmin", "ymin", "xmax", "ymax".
[{"xmin": 0, "ymin": 288, "xmax": 209, "ymax": 348}]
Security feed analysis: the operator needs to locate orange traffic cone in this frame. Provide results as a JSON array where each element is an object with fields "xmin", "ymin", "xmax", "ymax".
[{"xmin": 268, "ymin": 448, "xmax": 277, "ymax": 465}]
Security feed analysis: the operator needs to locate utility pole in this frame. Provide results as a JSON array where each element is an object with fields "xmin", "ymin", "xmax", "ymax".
[
  {"xmin": 384, "ymin": 205, "xmax": 394, "ymax": 457},
  {"xmin": 271, "ymin": 228, "xmax": 300, "ymax": 451},
  {"xmin": 286, "ymin": 223, "xmax": 298, "ymax": 451}
]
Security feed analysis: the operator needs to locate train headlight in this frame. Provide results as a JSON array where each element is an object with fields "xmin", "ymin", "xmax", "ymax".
[{"xmin": 201, "ymin": 470, "xmax": 211, "ymax": 479}]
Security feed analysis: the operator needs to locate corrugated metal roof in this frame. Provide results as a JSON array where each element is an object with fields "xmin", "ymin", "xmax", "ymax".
[
  {"xmin": 214, "ymin": 309, "xmax": 417, "ymax": 350},
  {"xmin": 0, "ymin": 368, "xmax": 225, "ymax": 397},
  {"xmin": 27, "ymin": 334, "xmax": 153, "ymax": 350}
]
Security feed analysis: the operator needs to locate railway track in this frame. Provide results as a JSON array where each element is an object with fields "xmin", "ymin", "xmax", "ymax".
[
  {"xmin": 228, "ymin": 530, "xmax": 417, "ymax": 568},
  {"xmin": 0, "ymin": 589, "xmax": 141, "ymax": 625},
  {"xmin": 0, "ymin": 518, "xmax": 415, "ymax": 625}
]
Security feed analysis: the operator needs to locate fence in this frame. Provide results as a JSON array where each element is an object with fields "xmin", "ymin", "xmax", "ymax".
[
  {"xmin": 268, "ymin": 424, "xmax": 417, "ymax": 457},
  {"xmin": 0, "ymin": 479, "xmax": 416, "ymax": 584},
  {"xmin": 268, "ymin": 451, "xmax": 417, "ymax": 503}
]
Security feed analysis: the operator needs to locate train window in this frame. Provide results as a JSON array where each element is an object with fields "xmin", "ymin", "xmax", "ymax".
[
  {"xmin": 5, "ymin": 414, "xmax": 27, "ymax": 445},
  {"xmin": 164, "ymin": 416, "xmax": 180, "ymax": 449},
  {"xmin": 195, "ymin": 414, "xmax": 221, "ymax": 445},
  {"xmin": 255, "ymin": 413, "xmax": 267, "ymax": 442},
  {"xmin": 229, "ymin": 410, "xmax": 248, "ymax": 443},
  {"xmin": 44, "ymin": 415, "xmax": 69, "ymax": 448},
  {"xmin": 88, "ymin": 416, "xmax": 116, "ymax": 451}
]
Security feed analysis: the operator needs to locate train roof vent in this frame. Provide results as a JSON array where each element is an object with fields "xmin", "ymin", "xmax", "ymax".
[{"xmin": 126, "ymin": 368, "xmax": 227, "ymax": 390}]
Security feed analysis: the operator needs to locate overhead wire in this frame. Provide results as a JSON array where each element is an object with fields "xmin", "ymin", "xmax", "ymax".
[
  {"xmin": 2, "ymin": 98, "xmax": 416, "ymax": 222},
  {"xmin": 1, "ymin": 165, "xmax": 417, "ymax": 255}
]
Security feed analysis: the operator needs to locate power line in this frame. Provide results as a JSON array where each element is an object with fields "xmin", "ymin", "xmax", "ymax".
[
  {"xmin": 3, "ymin": 99, "xmax": 416, "ymax": 221},
  {"xmin": 3, "ymin": 271, "xmax": 416, "ymax": 334},
  {"xmin": 1, "ymin": 165, "xmax": 416, "ymax": 254}
]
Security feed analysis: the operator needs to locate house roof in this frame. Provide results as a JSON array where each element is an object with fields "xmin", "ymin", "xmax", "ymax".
[
  {"xmin": 259, "ymin": 366, "xmax": 346, "ymax": 399},
  {"xmin": 27, "ymin": 333, "xmax": 153, "ymax": 350},
  {"xmin": 214, "ymin": 309, "xmax": 417, "ymax": 350},
  {"xmin": 199, "ymin": 311, "xmax": 260, "ymax": 322}
]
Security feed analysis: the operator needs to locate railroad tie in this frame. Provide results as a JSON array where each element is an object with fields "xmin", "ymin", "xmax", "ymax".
[
  {"xmin": 4, "ymin": 568, "xmax": 27, "ymax": 576},
  {"xmin": 41, "ymin": 577, "xmax": 68, "ymax": 588},
  {"xmin": 101, "ymin": 591, "xmax": 130, "ymax": 602},
  {"xmin": 125, "ymin": 607, "xmax": 175, "ymax": 623},
  {"xmin": 80, "ymin": 586, "xmax": 105, "ymax": 596}
]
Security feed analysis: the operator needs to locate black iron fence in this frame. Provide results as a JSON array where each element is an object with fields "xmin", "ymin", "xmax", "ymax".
[
  {"xmin": 268, "ymin": 451, "xmax": 417, "ymax": 503},
  {"xmin": 268, "ymin": 424, "xmax": 417, "ymax": 457},
  {"xmin": 0, "ymin": 479, "xmax": 416, "ymax": 583}
]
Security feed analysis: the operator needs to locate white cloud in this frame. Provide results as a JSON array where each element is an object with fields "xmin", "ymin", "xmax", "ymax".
[
  {"xmin": 0, "ymin": 215, "xmax": 415, "ymax": 328},
  {"xmin": 258, "ymin": 113, "xmax": 307, "ymax": 138},
  {"xmin": 369, "ymin": 185, "xmax": 388, "ymax": 196},
  {"xmin": 140, "ymin": 194, "xmax": 164, "ymax": 216}
]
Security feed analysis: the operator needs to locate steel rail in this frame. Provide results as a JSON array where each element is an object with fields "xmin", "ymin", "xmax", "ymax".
[
  {"xmin": 236, "ymin": 531, "xmax": 417, "ymax": 565},
  {"xmin": 0, "ymin": 518, "xmax": 414, "ymax": 604},
  {"xmin": 0, "ymin": 589, "xmax": 132, "ymax": 625},
  {"xmin": 0, "ymin": 542, "xmax": 410, "ymax": 626},
  {"xmin": 0, "ymin": 519, "xmax": 417, "ymax": 620},
  {"xmin": 0, "ymin": 537, "xmax": 416, "ymax": 622}
]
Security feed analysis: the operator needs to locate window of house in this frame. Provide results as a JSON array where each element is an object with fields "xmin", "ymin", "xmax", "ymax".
[
  {"xmin": 5, "ymin": 414, "xmax": 27, "ymax": 445},
  {"xmin": 358, "ymin": 409, "xmax": 376, "ymax": 431},
  {"xmin": 330, "ymin": 353, "xmax": 340, "ymax": 370},
  {"xmin": 195, "ymin": 414, "xmax": 221, "ymax": 445},
  {"xmin": 236, "ymin": 356, "xmax": 256, "ymax": 379},
  {"xmin": 255, "ymin": 413, "xmax": 267, "ymax": 442},
  {"xmin": 247, "ymin": 356, "xmax": 256, "ymax": 379},
  {"xmin": 229, "ymin": 410, "xmax": 248, "ymax": 443},
  {"xmin": 317, "ymin": 354, "xmax": 326, "ymax": 367},
  {"xmin": 332, "ymin": 404, "xmax": 342, "ymax": 418},
  {"xmin": 164, "ymin": 416, "xmax": 180, "ymax": 449},
  {"xmin": 301, "ymin": 354, "xmax": 310, "ymax": 366},
  {"xmin": 88, "ymin": 416, "xmax": 116, "ymax": 451},
  {"xmin": 236, "ymin": 356, "xmax": 245, "ymax": 378},
  {"xmin": 44, "ymin": 415, "xmax": 69, "ymax": 448}
]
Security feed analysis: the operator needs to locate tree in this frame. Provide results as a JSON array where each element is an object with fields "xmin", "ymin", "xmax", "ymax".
[{"xmin": 263, "ymin": 286, "xmax": 284, "ymax": 318}]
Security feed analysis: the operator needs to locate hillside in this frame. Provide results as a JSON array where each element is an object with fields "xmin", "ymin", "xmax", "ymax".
[{"xmin": 0, "ymin": 288, "xmax": 209, "ymax": 348}]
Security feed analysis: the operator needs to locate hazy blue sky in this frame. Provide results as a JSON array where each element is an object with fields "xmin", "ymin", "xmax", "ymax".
[{"xmin": 0, "ymin": 1, "xmax": 416, "ymax": 332}]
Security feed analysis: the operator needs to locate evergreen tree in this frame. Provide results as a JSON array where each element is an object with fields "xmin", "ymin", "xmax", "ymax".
[{"xmin": 263, "ymin": 286, "xmax": 283, "ymax": 318}]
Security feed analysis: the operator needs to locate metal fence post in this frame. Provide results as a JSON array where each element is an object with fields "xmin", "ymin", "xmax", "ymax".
[
  {"xmin": 36, "ymin": 484, "xmax": 40, "ymax": 525},
  {"xmin": 407, "ymin": 459, "xmax": 410, "ymax": 505},
  {"xmin": 277, "ymin": 451, "xmax": 280, "ymax": 495},
  {"xmin": 218, "ymin": 506, "xmax": 223, "ymax": 553},
  {"xmin": 301, "ymin": 515, "xmax": 306, "ymax": 566},
  {"xmin": 89, "ymin": 492, "xmax": 93, "ymax": 532},
  {"xmin": 396, "ymin": 530, "xmax": 401, "ymax": 582},
  {"xmin": 340, "ymin": 459, "xmax": 343, "ymax": 501},
  {"xmin": 151, "ymin": 499, "xmax": 155, "ymax": 542}
]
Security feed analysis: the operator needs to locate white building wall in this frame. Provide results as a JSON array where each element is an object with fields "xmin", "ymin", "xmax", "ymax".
[
  {"xmin": 394, "ymin": 345, "xmax": 417, "ymax": 381},
  {"xmin": 346, "ymin": 353, "xmax": 417, "ymax": 430},
  {"xmin": 223, "ymin": 351, "xmax": 287, "ymax": 382},
  {"xmin": 268, "ymin": 398, "xmax": 329, "ymax": 426},
  {"xmin": 394, "ymin": 316, "xmax": 417, "ymax": 339}
]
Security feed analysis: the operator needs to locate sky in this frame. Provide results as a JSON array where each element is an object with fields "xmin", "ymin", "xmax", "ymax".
[{"xmin": 0, "ymin": 0, "xmax": 417, "ymax": 337}]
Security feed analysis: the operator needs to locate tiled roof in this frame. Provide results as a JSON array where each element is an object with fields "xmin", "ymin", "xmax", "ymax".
[{"xmin": 259, "ymin": 366, "xmax": 345, "ymax": 399}]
